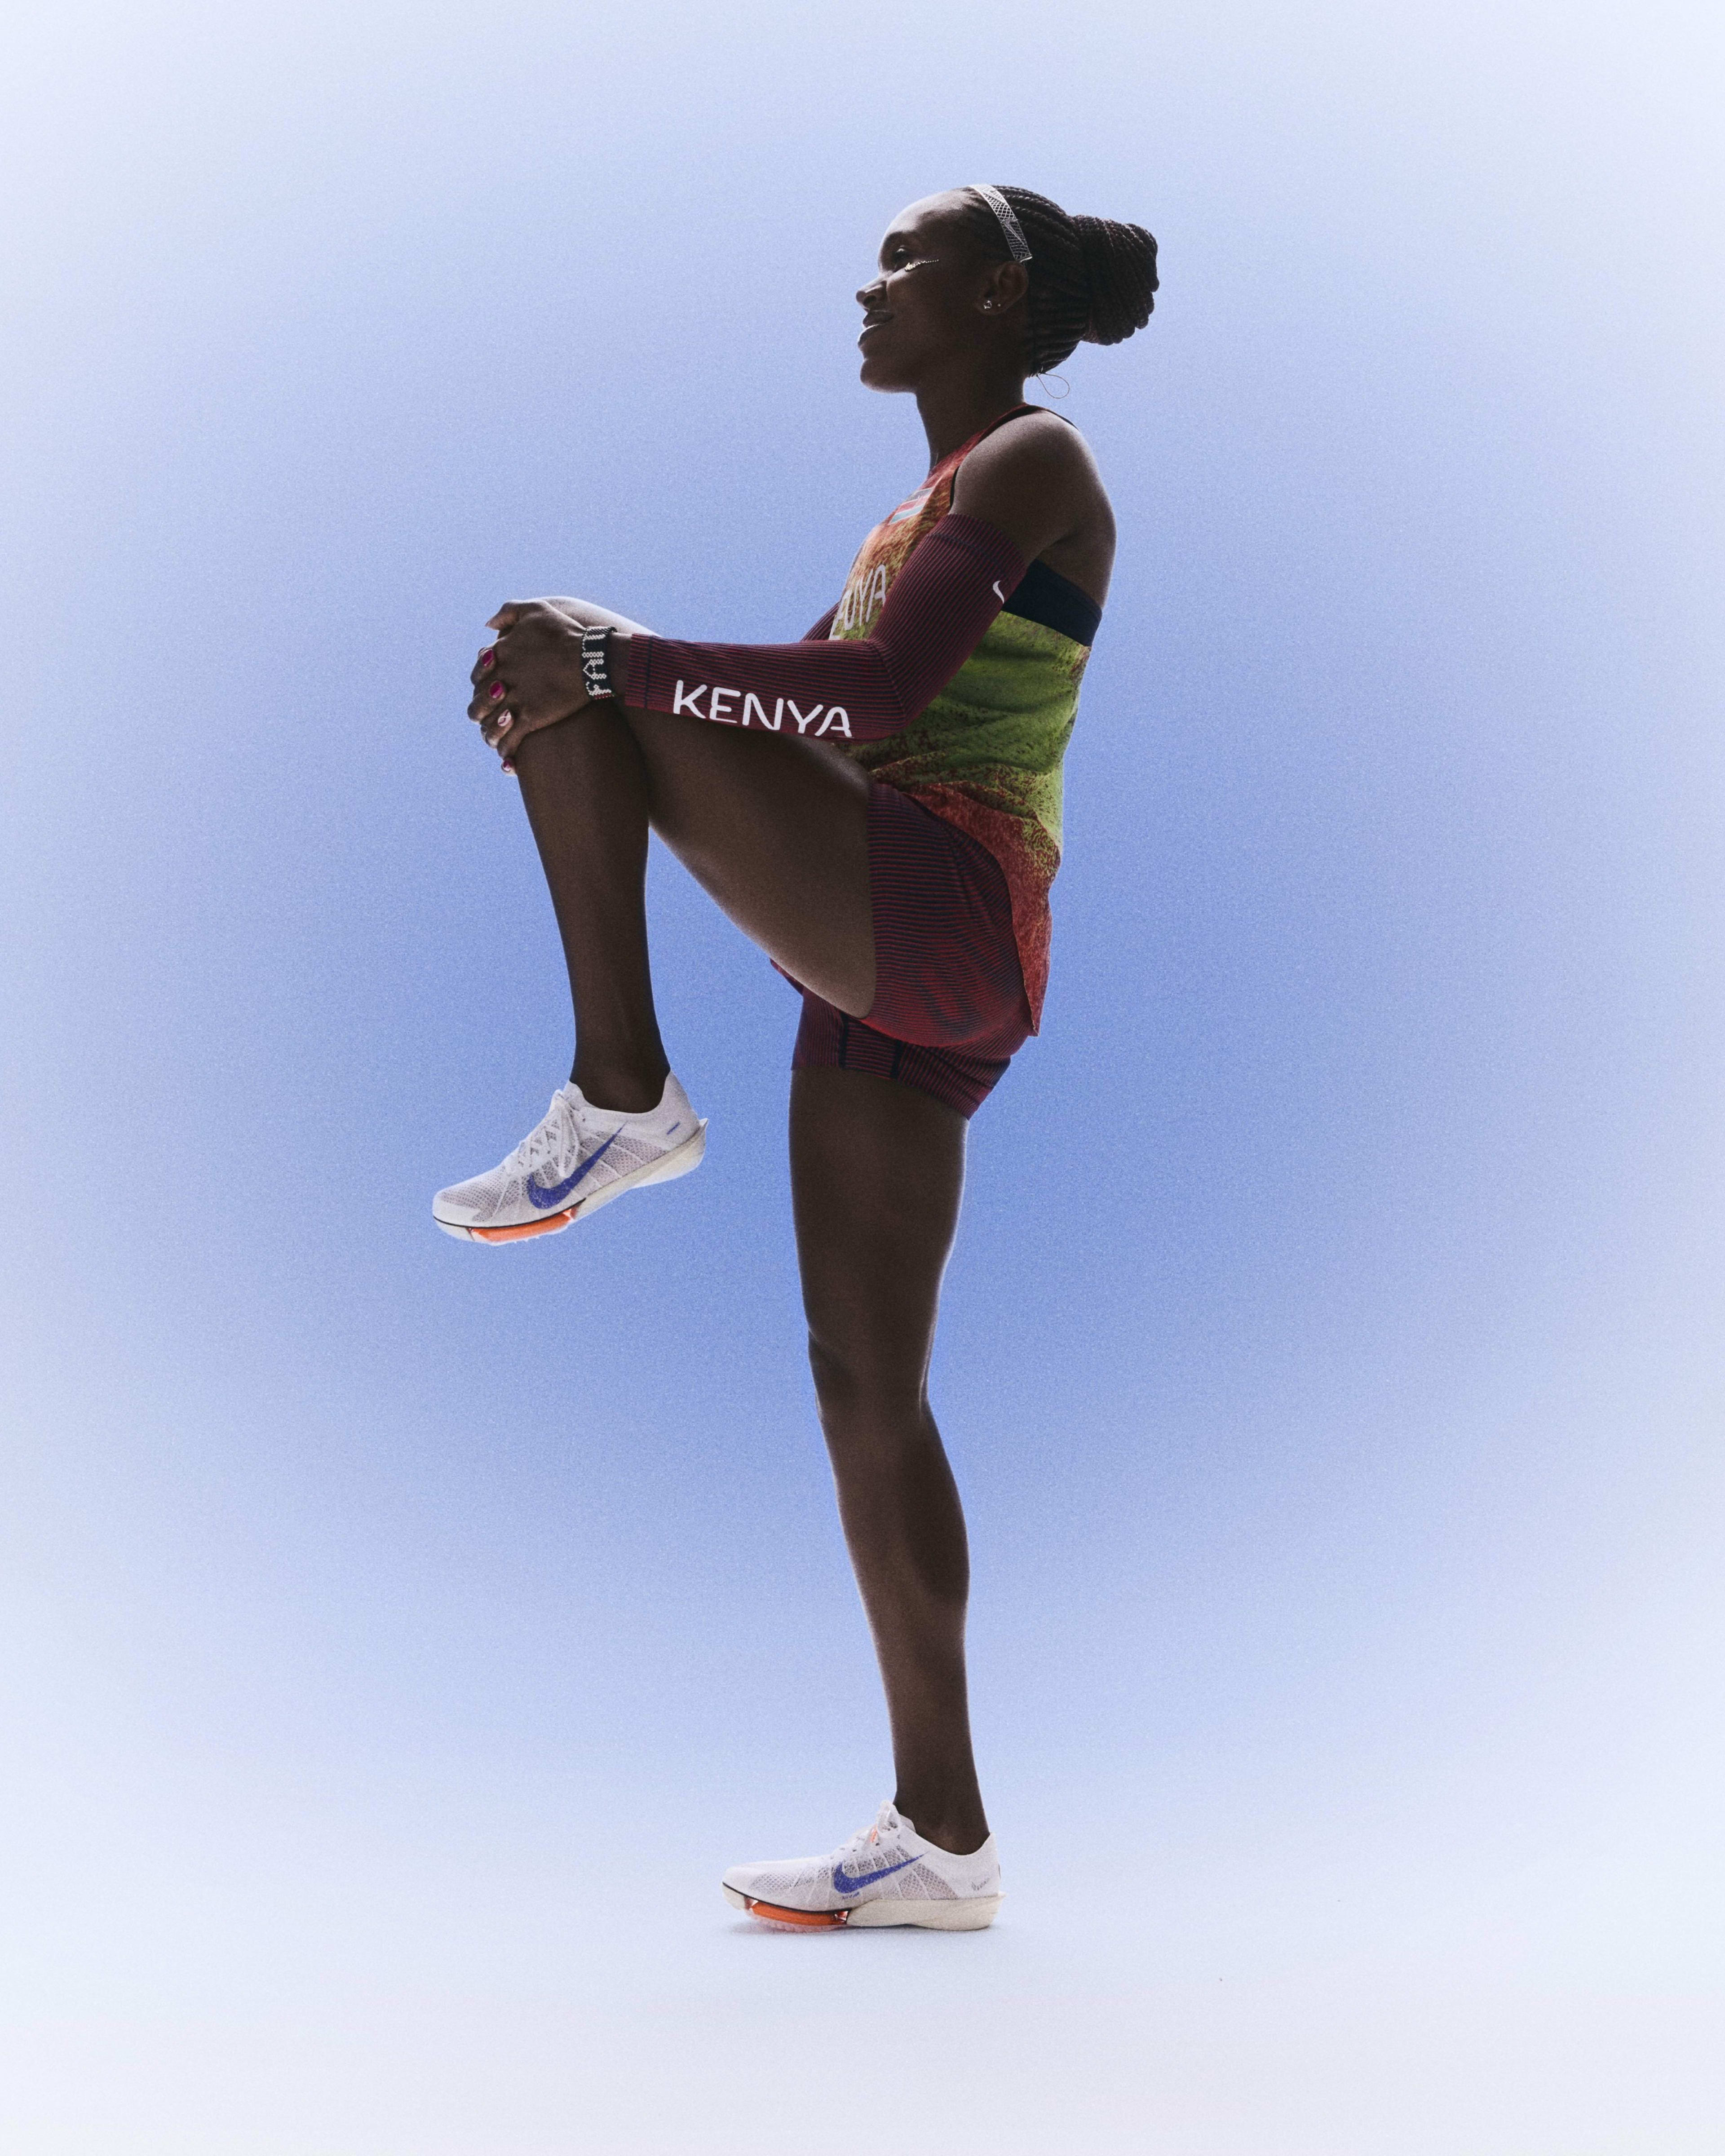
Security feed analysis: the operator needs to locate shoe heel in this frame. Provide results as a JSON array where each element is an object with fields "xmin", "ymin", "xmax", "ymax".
[{"xmin": 641, "ymin": 1120, "xmax": 707, "ymax": 1184}]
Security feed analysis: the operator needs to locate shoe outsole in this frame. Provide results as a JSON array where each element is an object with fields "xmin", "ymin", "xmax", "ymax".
[
  {"xmin": 721, "ymin": 1884, "xmax": 1003, "ymax": 1932},
  {"xmin": 434, "ymin": 1120, "xmax": 708, "ymax": 1243}
]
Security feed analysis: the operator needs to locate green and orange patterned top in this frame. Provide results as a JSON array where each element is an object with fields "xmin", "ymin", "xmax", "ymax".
[{"xmin": 827, "ymin": 405, "xmax": 1098, "ymax": 1027}]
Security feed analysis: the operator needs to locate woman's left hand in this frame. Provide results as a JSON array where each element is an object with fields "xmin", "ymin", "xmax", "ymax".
[{"xmin": 468, "ymin": 600, "xmax": 592, "ymax": 762}]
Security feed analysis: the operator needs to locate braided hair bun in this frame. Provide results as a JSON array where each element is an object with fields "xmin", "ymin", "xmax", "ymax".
[
  {"xmin": 1072, "ymin": 213, "xmax": 1158, "ymax": 346},
  {"xmin": 961, "ymin": 185, "xmax": 1159, "ymax": 373}
]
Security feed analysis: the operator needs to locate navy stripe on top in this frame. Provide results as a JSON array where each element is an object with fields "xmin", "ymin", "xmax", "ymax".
[{"xmin": 1000, "ymin": 558, "xmax": 1103, "ymax": 647}]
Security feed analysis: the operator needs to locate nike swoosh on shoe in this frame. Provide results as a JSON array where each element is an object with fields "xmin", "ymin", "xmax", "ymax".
[
  {"xmin": 526, "ymin": 1128, "xmax": 623, "ymax": 1209},
  {"xmin": 830, "ymin": 1851, "xmax": 922, "ymax": 1896}
]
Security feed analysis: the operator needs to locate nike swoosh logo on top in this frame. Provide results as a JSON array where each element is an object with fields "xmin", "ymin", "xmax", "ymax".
[
  {"xmin": 526, "ymin": 1128, "xmax": 624, "ymax": 1210},
  {"xmin": 830, "ymin": 1851, "xmax": 922, "ymax": 1896}
]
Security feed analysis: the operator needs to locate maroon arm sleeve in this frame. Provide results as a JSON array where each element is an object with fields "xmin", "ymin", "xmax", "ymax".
[{"xmin": 620, "ymin": 515, "xmax": 1026, "ymax": 743}]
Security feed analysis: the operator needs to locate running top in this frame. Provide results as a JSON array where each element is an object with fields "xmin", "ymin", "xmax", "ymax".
[
  {"xmin": 621, "ymin": 405, "xmax": 1101, "ymax": 1026},
  {"xmin": 825, "ymin": 405, "xmax": 1098, "ymax": 1025}
]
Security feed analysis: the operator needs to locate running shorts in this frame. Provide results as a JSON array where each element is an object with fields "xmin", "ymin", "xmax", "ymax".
[{"xmin": 791, "ymin": 779, "xmax": 1032, "ymax": 1119}]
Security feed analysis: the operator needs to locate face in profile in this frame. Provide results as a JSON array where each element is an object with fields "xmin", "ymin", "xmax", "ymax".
[{"xmin": 855, "ymin": 192, "xmax": 1013, "ymax": 392}]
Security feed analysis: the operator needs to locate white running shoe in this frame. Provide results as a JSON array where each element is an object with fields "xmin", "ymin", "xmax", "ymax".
[
  {"xmin": 433, "ymin": 1074, "xmax": 706, "ymax": 1243},
  {"xmin": 721, "ymin": 1801, "xmax": 1003, "ymax": 1931}
]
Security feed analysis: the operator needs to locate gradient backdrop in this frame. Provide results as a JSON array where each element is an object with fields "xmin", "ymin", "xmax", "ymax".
[{"xmin": 2, "ymin": 2, "xmax": 1721, "ymax": 2150}]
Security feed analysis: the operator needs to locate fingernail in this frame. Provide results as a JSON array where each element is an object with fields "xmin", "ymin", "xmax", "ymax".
[
  {"xmin": 489, "ymin": 682, "xmax": 505, "ymax": 701},
  {"xmin": 497, "ymin": 712, "xmax": 513, "ymax": 730},
  {"xmin": 501, "ymin": 760, "xmax": 515, "ymax": 775}
]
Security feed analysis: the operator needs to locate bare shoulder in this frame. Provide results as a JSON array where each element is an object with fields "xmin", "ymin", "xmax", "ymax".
[
  {"xmin": 960, "ymin": 408, "xmax": 1105, "ymax": 490},
  {"xmin": 952, "ymin": 411, "xmax": 1115, "ymax": 605}
]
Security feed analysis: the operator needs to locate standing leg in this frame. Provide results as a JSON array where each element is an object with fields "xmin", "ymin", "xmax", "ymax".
[
  {"xmin": 513, "ymin": 709, "xmax": 670, "ymax": 1113},
  {"xmin": 791, "ymin": 1065, "xmax": 989, "ymax": 1856}
]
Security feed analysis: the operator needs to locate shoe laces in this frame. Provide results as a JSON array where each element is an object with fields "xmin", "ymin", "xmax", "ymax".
[
  {"xmin": 512, "ymin": 1089, "xmax": 583, "ymax": 1181},
  {"xmin": 836, "ymin": 1800, "xmax": 905, "ymax": 1867}
]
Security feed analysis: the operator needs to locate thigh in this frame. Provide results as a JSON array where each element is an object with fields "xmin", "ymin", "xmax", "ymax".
[
  {"xmin": 621, "ymin": 705, "xmax": 876, "ymax": 1016},
  {"xmin": 790, "ymin": 1066, "xmax": 967, "ymax": 1400}
]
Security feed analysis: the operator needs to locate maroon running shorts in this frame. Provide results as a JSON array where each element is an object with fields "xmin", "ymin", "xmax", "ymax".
[{"xmin": 791, "ymin": 779, "xmax": 1032, "ymax": 1119}]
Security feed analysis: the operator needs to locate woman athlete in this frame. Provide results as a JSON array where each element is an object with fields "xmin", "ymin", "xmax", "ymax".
[{"xmin": 436, "ymin": 185, "xmax": 1157, "ymax": 1931}]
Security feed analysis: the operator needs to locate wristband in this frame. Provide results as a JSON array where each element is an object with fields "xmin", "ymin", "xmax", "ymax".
[{"xmin": 580, "ymin": 625, "xmax": 616, "ymax": 700}]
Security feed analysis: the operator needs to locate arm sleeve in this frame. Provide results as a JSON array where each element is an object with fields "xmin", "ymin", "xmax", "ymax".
[{"xmin": 620, "ymin": 514, "xmax": 1026, "ymax": 742}]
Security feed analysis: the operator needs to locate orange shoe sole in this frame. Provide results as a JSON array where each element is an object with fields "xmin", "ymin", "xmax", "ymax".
[{"xmin": 737, "ymin": 1896, "xmax": 850, "ymax": 1930}]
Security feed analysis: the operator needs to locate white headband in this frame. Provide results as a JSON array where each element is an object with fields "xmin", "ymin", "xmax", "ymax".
[{"xmin": 970, "ymin": 183, "xmax": 1032, "ymax": 263}]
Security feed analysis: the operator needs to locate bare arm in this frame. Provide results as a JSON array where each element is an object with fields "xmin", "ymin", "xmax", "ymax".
[{"xmin": 950, "ymin": 411, "xmax": 1115, "ymax": 607}]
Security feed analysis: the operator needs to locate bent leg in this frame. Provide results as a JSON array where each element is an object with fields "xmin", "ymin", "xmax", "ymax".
[
  {"xmin": 512, "ymin": 702, "xmax": 876, "ymax": 1085},
  {"xmin": 790, "ymin": 1065, "xmax": 988, "ymax": 1856}
]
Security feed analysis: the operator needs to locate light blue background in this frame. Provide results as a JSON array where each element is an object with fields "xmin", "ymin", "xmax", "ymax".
[{"xmin": 2, "ymin": 2, "xmax": 1721, "ymax": 2149}]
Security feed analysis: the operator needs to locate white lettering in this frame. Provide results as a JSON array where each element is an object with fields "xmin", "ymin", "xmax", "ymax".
[
  {"xmin": 991, "ymin": 580, "xmax": 1006, "ymax": 603},
  {"xmin": 742, "ymin": 693, "xmax": 780, "ymax": 730},
  {"xmin": 835, "ymin": 561, "xmax": 891, "ymax": 638},
  {"xmin": 672, "ymin": 679, "xmax": 707, "ymax": 717},
  {"xmin": 817, "ymin": 708, "xmax": 852, "ymax": 738},
  {"xmin": 708, "ymin": 686, "xmax": 738, "ymax": 723},
  {"xmin": 787, "ymin": 700, "xmax": 824, "ymax": 734}
]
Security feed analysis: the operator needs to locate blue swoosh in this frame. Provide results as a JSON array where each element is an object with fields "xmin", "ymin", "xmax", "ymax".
[
  {"xmin": 526, "ymin": 1128, "xmax": 623, "ymax": 1210},
  {"xmin": 831, "ymin": 1850, "xmax": 922, "ymax": 1896}
]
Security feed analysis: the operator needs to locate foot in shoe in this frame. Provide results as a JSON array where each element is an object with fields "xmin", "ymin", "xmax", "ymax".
[
  {"xmin": 721, "ymin": 1801, "xmax": 1003, "ymax": 1931},
  {"xmin": 433, "ymin": 1074, "xmax": 705, "ymax": 1243}
]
